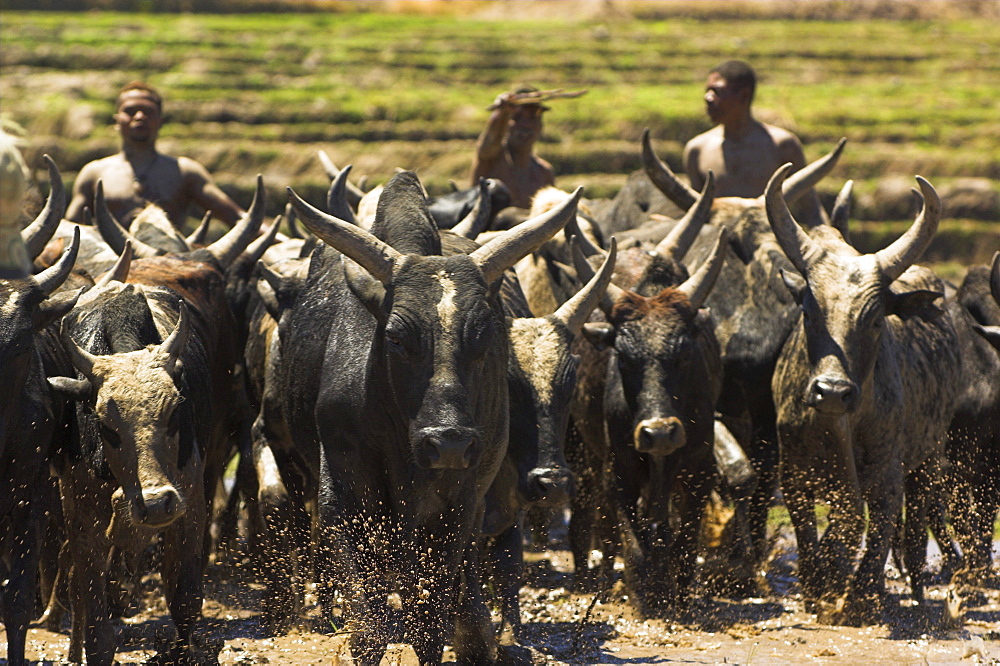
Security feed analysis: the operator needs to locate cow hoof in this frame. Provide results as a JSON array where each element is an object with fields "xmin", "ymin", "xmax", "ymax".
[{"xmin": 497, "ymin": 643, "xmax": 533, "ymax": 665}]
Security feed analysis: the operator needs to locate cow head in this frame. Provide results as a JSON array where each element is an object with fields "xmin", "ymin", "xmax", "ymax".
[
  {"xmin": 766, "ymin": 164, "xmax": 943, "ymax": 416},
  {"xmin": 583, "ymin": 230, "xmax": 727, "ymax": 456},
  {"xmin": 50, "ymin": 301, "xmax": 192, "ymax": 528},
  {"xmin": 288, "ymin": 172, "xmax": 580, "ymax": 471},
  {"xmin": 506, "ymin": 239, "xmax": 617, "ymax": 505}
]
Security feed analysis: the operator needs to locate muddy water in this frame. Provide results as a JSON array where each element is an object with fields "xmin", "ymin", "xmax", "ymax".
[{"xmin": 6, "ymin": 528, "xmax": 1000, "ymax": 664}]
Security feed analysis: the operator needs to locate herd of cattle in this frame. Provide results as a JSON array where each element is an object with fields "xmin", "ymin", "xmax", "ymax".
[{"xmin": 1, "ymin": 131, "xmax": 998, "ymax": 665}]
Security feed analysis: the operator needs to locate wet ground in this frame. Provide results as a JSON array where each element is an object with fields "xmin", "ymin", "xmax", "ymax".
[{"xmin": 5, "ymin": 526, "xmax": 1000, "ymax": 664}]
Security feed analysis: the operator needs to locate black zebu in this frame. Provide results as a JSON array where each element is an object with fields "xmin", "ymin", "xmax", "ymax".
[
  {"xmin": 766, "ymin": 165, "xmax": 961, "ymax": 623},
  {"xmin": 283, "ymin": 172, "xmax": 580, "ymax": 662}
]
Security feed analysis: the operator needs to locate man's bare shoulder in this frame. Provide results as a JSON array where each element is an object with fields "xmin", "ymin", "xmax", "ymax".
[
  {"xmin": 685, "ymin": 125, "xmax": 724, "ymax": 151},
  {"xmin": 760, "ymin": 122, "xmax": 802, "ymax": 147}
]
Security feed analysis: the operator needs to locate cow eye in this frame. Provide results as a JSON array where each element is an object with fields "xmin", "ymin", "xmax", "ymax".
[
  {"xmin": 100, "ymin": 422, "xmax": 122, "ymax": 449},
  {"xmin": 385, "ymin": 331, "xmax": 405, "ymax": 354}
]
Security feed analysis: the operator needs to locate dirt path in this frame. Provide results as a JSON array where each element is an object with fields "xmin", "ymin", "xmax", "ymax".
[{"xmin": 8, "ymin": 531, "xmax": 1000, "ymax": 665}]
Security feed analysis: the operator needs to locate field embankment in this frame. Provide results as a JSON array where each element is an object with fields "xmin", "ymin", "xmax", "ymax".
[{"xmin": 1, "ymin": 5, "xmax": 997, "ymax": 265}]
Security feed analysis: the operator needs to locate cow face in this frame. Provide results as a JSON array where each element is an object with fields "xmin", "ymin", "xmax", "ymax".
[
  {"xmin": 384, "ymin": 255, "xmax": 502, "ymax": 470},
  {"xmin": 51, "ymin": 307, "xmax": 192, "ymax": 528},
  {"xmin": 602, "ymin": 289, "xmax": 714, "ymax": 456},
  {"xmin": 506, "ymin": 316, "xmax": 578, "ymax": 505}
]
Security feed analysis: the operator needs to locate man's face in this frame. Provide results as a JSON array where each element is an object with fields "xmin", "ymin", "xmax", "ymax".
[
  {"xmin": 508, "ymin": 104, "xmax": 544, "ymax": 147},
  {"xmin": 704, "ymin": 73, "xmax": 746, "ymax": 124},
  {"xmin": 114, "ymin": 92, "xmax": 162, "ymax": 144}
]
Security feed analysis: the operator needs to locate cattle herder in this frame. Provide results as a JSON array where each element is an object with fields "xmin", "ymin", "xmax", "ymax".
[
  {"xmin": 684, "ymin": 60, "xmax": 827, "ymax": 226},
  {"xmin": 471, "ymin": 85, "xmax": 585, "ymax": 210},
  {"xmin": 66, "ymin": 81, "xmax": 245, "ymax": 231}
]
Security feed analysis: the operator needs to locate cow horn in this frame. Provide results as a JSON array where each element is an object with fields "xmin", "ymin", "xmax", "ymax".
[
  {"xmin": 205, "ymin": 174, "xmax": 266, "ymax": 269},
  {"xmin": 653, "ymin": 170, "xmax": 715, "ymax": 262},
  {"xmin": 94, "ymin": 240, "xmax": 133, "ymax": 288},
  {"xmin": 553, "ymin": 238, "xmax": 617, "ymax": 335},
  {"xmin": 765, "ymin": 163, "xmax": 824, "ymax": 276},
  {"xmin": 781, "ymin": 137, "xmax": 847, "ymax": 206},
  {"xmin": 34, "ymin": 225, "xmax": 80, "ymax": 296},
  {"xmin": 677, "ymin": 227, "xmax": 728, "ymax": 309},
  {"xmin": 451, "ymin": 178, "xmax": 492, "ymax": 239},
  {"xmin": 318, "ymin": 149, "xmax": 364, "ymax": 209},
  {"xmin": 160, "ymin": 301, "xmax": 190, "ymax": 376},
  {"xmin": 571, "ymin": 235, "xmax": 625, "ymax": 315},
  {"xmin": 642, "ymin": 128, "xmax": 698, "ymax": 210},
  {"xmin": 185, "ymin": 211, "xmax": 212, "ymax": 247},
  {"xmin": 565, "ymin": 214, "xmax": 603, "ymax": 258},
  {"xmin": 829, "ymin": 180, "xmax": 853, "ymax": 243},
  {"xmin": 990, "ymin": 251, "xmax": 1000, "ymax": 305},
  {"xmin": 62, "ymin": 325, "xmax": 100, "ymax": 382},
  {"xmin": 327, "ymin": 164, "xmax": 357, "ymax": 225},
  {"xmin": 874, "ymin": 176, "xmax": 940, "ymax": 282},
  {"xmin": 471, "ymin": 187, "xmax": 582, "ymax": 285},
  {"xmin": 284, "ymin": 202, "xmax": 307, "ymax": 240},
  {"xmin": 244, "ymin": 215, "xmax": 282, "ymax": 266},
  {"xmin": 287, "ymin": 186, "xmax": 401, "ymax": 285},
  {"xmin": 94, "ymin": 181, "xmax": 164, "ymax": 259},
  {"xmin": 21, "ymin": 155, "xmax": 65, "ymax": 259}
]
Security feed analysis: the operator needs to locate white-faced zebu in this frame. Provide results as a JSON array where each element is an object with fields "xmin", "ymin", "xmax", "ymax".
[
  {"xmin": 1, "ymin": 155, "xmax": 81, "ymax": 666},
  {"xmin": 282, "ymin": 171, "xmax": 581, "ymax": 663},
  {"xmin": 566, "ymin": 173, "xmax": 730, "ymax": 611},
  {"xmin": 765, "ymin": 165, "xmax": 961, "ymax": 624}
]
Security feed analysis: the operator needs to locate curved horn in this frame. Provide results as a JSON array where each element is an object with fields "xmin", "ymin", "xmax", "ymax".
[
  {"xmin": 471, "ymin": 187, "xmax": 582, "ymax": 284},
  {"xmin": 94, "ymin": 181, "xmax": 164, "ymax": 259},
  {"xmin": 287, "ymin": 186, "xmax": 401, "ymax": 285},
  {"xmin": 572, "ymin": 235, "xmax": 625, "ymax": 315},
  {"xmin": 642, "ymin": 128, "xmax": 698, "ymax": 210},
  {"xmin": 34, "ymin": 225, "xmax": 80, "ymax": 296},
  {"xmin": 318, "ymin": 149, "xmax": 364, "ymax": 208},
  {"xmin": 159, "ymin": 301, "xmax": 190, "ymax": 376},
  {"xmin": 874, "ymin": 176, "xmax": 941, "ymax": 282},
  {"xmin": 185, "ymin": 211, "xmax": 212, "ymax": 247},
  {"xmin": 553, "ymin": 238, "xmax": 617, "ymax": 335},
  {"xmin": 62, "ymin": 325, "xmax": 100, "ymax": 382},
  {"xmin": 244, "ymin": 215, "xmax": 282, "ymax": 267},
  {"xmin": 677, "ymin": 227, "xmax": 729, "ymax": 309},
  {"xmin": 990, "ymin": 251, "xmax": 1000, "ymax": 305},
  {"xmin": 653, "ymin": 170, "xmax": 715, "ymax": 262},
  {"xmin": 205, "ymin": 174, "xmax": 266, "ymax": 269},
  {"xmin": 283, "ymin": 202, "xmax": 303, "ymax": 238},
  {"xmin": 565, "ymin": 213, "xmax": 604, "ymax": 258},
  {"xmin": 21, "ymin": 154, "xmax": 65, "ymax": 258},
  {"xmin": 829, "ymin": 180, "xmax": 853, "ymax": 243},
  {"xmin": 765, "ymin": 163, "xmax": 824, "ymax": 276},
  {"xmin": 326, "ymin": 164, "xmax": 357, "ymax": 225},
  {"xmin": 451, "ymin": 178, "xmax": 492, "ymax": 239},
  {"xmin": 94, "ymin": 240, "xmax": 133, "ymax": 288},
  {"xmin": 781, "ymin": 137, "xmax": 847, "ymax": 204}
]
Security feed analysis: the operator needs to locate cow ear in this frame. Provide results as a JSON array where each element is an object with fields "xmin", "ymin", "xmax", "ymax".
[
  {"xmin": 343, "ymin": 256, "xmax": 386, "ymax": 321},
  {"xmin": 973, "ymin": 323, "xmax": 1000, "ymax": 351},
  {"xmin": 582, "ymin": 322, "xmax": 616, "ymax": 350},
  {"xmin": 257, "ymin": 278, "xmax": 282, "ymax": 321},
  {"xmin": 779, "ymin": 268, "xmax": 807, "ymax": 304},
  {"xmin": 887, "ymin": 288, "xmax": 943, "ymax": 320},
  {"xmin": 35, "ymin": 288, "xmax": 84, "ymax": 331},
  {"xmin": 48, "ymin": 376, "xmax": 94, "ymax": 403}
]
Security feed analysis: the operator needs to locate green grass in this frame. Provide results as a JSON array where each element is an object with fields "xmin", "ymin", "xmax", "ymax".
[{"xmin": 2, "ymin": 10, "xmax": 998, "ymax": 228}]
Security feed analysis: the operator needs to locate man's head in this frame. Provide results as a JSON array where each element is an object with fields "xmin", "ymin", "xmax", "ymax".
[
  {"xmin": 507, "ymin": 85, "xmax": 546, "ymax": 149},
  {"xmin": 114, "ymin": 81, "xmax": 163, "ymax": 145},
  {"xmin": 704, "ymin": 60, "xmax": 756, "ymax": 124}
]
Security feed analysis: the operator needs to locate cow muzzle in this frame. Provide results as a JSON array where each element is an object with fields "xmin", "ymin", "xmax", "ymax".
[
  {"xmin": 805, "ymin": 375, "xmax": 859, "ymax": 415},
  {"xmin": 634, "ymin": 417, "xmax": 686, "ymax": 455},
  {"xmin": 415, "ymin": 427, "xmax": 480, "ymax": 470},
  {"xmin": 525, "ymin": 466, "xmax": 575, "ymax": 506},
  {"xmin": 134, "ymin": 485, "xmax": 185, "ymax": 528}
]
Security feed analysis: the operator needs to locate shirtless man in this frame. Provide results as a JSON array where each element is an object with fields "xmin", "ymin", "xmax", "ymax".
[
  {"xmin": 471, "ymin": 86, "xmax": 555, "ymax": 210},
  {"xmin": 66, "ymin": 81, "xmax": 244, "ymax": 230},
  {"xmin": 684, "ymin": 60, "xmax": 825, "ymax": 225}
]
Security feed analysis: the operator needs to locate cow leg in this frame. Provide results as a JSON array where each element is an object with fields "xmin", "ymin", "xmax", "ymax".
[
  {"xmin": 253, "ymin": 432, "xmax": 297, "ymax": 633},
  {"xmin": 452, "ymin": 540, "xmax": 499, "ymax": 664},
  {"xmin": 1, "ymin": 488, "xmax": 42, "ymax": 666},
  {"xmin": 487, "ymin": 522, "xmax": 524, "ymax": 645},
  {"xmin": 161, "ymin": 508, "xmax": 211, "ymax": 663},
  {"xmin": 902, "ymin": 465, "xmax": 933, "ymax": 605},
  {"xmin": 780, "ymin": 452, "xmax": 823, "ymax": 601},
  {"xmin": 841, "ymin": 479, "xmax": 903, "ymax": 626}
]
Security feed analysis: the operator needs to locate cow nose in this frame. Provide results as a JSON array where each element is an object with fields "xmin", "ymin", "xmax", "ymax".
[
  {"xmin": 634, "ymin": 417, "xmax": 686, "ymax": 455},
  {"xmin": 137, "ymin": 485, "xmax": 184, "ymax": 527},
  {"xmin": 807, "ymin": 376, "xmax": 858, "ymax": 414},
  {"xmin": 526, "ymin": 467, "xmax": 575, "ymax": 505},
  {"xmin": 416, "ymin": 428, "xmax": 479, "ymax": 470}
]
